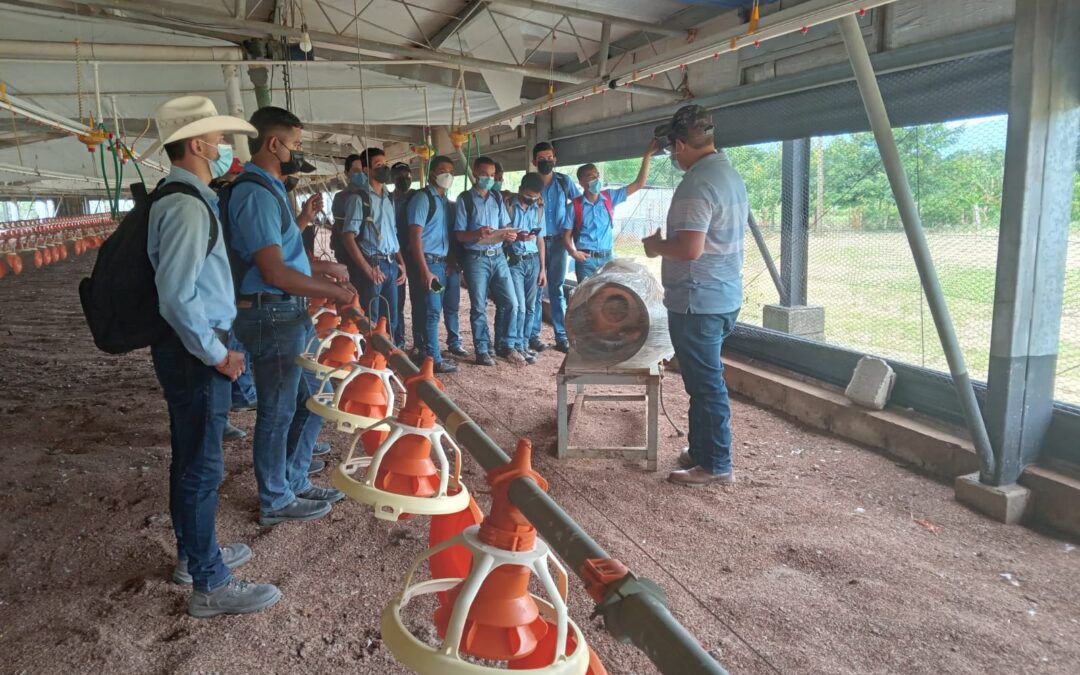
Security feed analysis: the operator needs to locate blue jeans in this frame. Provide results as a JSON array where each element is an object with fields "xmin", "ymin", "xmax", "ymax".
[
  {"xmin": 444, "ymin": 264, "xmax": 462, "ymax": 350},
  {"xmin": 506, "ymin": 254, "xmax": 540, "ymax": 352},
  {"xmin": 234, "ymin": 302, "xmax": 322, "ymax": 512},
  {"xmin": 668, "ymin": 310, "xmax": 739, "ymax": 475},
  {"xmin": 358, "ymin": 257, "xmax": 400, "ymax": 339},
  {"xmin": 463, "ymin": 252, "xmax": 517, "ymax": 355},
  {"xmin": 151, "ymin": 332, "xmax": 231, "ymax": 593},
  {"xmin": 422, "ymin": 259, "xmax": 451, "ymax": 364},
  {"xmin": 229, "ymin": 335, "xmax": 257, "ymax": 408},
  {"xmin": 574, "ymin": 251, "xmax": 612, "ymax": 284},
  {"xmin": 534, "ymin": 236, "xmax": 570, "ymax": 342}
]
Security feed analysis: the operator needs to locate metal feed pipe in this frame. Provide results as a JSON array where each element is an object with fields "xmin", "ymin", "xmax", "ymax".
[
  {"xmin": 347, "ymin": 315, "xmax": 728, "ymax": 675},
  {"xmin": 464, "ymin": 0, "xmax": 901, "ymax": 132},
  {"xmin": 837, "ymin": 14, "xmax": 996, "ymax": 479}
]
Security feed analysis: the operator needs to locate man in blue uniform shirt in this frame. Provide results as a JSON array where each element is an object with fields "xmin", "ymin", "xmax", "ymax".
[
  {"xmin": 148, "ymin": 95, "xmax": 279, "ymax": 618},
  {"xmin": 530, "ymin": 142, "xmax": 581, "ymax": 354},
  {"xmin": 564, "ymin": 143, "xmax": 658, "ymax": 282},
  {"xmin": 408, "ymin": 155, "xmax": 459, "ymax": 374},
  {"xmin": 454, "ymin": 156, "xmax": 520, "ymax": 366},
  {"xmin": 643, "ymin": 105, "xmax": 748, "ymax": 487},
  {"xmin": 336, "ymin": 147, "xmax": 407, "ymax": 335},
  {"xmin": 227, "ymin": 106, "xmax": 355, "ymax": 525},
  {"xmin": 500, "ymin": 172, "xmax": 547, "ymax": 365}
]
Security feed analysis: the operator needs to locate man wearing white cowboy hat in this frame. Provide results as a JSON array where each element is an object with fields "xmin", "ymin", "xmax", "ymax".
[{"xmin": 148, "ymin": 95, "xmax": 281, "ymax": 618}]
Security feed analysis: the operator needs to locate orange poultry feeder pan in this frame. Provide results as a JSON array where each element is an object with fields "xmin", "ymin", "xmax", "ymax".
[
  {"xmin": 306, "ymin": 317, "xmax": 403, "ymax": 442},
  {"xmin": 381, "ymin": 440, "xmax": 602, "ymax": 675},
  {"xmin": 6, "ymin": 253, "xmax": 23, "ymax": 275},
  {"xmin": 331, "ymin": 357, "xmax": 471, "ymax": 522},
  {"xmin": 296, "ymin": 318, "xmax": 365, "ymax": 379}
]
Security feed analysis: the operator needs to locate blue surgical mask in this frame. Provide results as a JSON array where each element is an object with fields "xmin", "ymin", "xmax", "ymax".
[
  {"xmin": 199, "ymin": 141, "xmax": 234, "ymax": 179},
  {"xmin": 588, "ymin": 178, "xmax": 602, "ymax": 194},
  {"xmin": 492, "ymin": 180, "xmax": 503, "ymax": 192},
  {"xmin": 477, "ymin": 176, "xmax": 495, "ymax": 191},
  {"xmin": 350, "ymin": 171, "xmax": 368, "ymax": 188}
]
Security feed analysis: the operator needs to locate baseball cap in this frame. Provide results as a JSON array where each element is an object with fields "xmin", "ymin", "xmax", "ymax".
[
  {"xmin": 653, "ymin": 104, "xmax": 714, "ymax": 142},
  {"xmin": 390, "ymin": 161, "xmax": 411, "ymax": 173}
]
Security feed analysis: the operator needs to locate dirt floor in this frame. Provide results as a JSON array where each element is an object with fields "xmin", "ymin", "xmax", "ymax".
[{"xmin": 1, "ymin": 254, "xmax": 1079, "ymax": 675}]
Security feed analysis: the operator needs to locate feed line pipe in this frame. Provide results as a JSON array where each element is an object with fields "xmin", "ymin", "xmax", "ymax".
[
  {"xmin": 348, "ymin": 312, "xmax": 728, "ymax": 675},
  {"xmin": 747, "ymin": 210, "xmax": 785, "ymax": 300},
  {"xmin": 838, "ymin": 13, "xmax": 995, "ymax": 480}
]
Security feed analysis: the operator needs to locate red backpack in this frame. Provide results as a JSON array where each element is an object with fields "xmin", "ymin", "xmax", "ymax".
[{"xmin": 571, "ymin": 191, "xmax": 614, "ymax": 243}]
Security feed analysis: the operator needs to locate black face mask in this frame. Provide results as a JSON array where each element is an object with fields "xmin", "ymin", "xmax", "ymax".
[
  {"xmin": 394, "ymin": 176, "xmax": 412, "ymax": 192},
  {"xmin": 284, "ymin": 176, "xmax": 299, "ymax": 192},
  {"xmin": 279, "ymin": 146, "xmax": 307, "ymax": 176},
  {"xmin": 521, "ymin": 194, "xmax": 539, "ymax": 204},
  {"xmin": 373, "ymin": 166, "xmax": 392, "ymax": 184},
  {"xmin": 537, "ymin": 159, "xmax": 555, "ymax": 175}
]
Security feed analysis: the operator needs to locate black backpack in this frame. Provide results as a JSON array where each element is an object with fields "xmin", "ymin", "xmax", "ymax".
[
  {"xmin": 329, "ymin": 187, "xmax": 374, "ymax": 276},
  {"xmin": 79, "ymin": 182, "xmax": 217, "ymax": 354},
  {"xmin": 217, "ymin": 171, "xmax": 292, "ymax": 295}
]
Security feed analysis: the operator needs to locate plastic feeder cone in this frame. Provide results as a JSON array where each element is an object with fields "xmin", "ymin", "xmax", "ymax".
[
  {"xmin": 330, "ymin": 357, "xmax": 471, "ymax": 521},
  {"xmin": 33, "ymin": 249, "xmax": 43, "ymax": 268},
  {"xmin": 58, "ymin": 244, "xmax": 68, "ymax": 261},
  {"xmin": 428, "ymin": 495, "xmax": 484, "ymax": 582},
  {"xmin": 381, "ymin": 440, "xmax": 592, "ymax": 675},
  {"xmin": 308, "ymin": 296, "xmax": 329, "ymax": 316},
  {"xmin": 509, "ymin": 624, "xmax": 608, "ymax": 674},
  {"xmin": 43, "ymin": 247, "xmax": 54, "ymax": 265},
  {"xmin": 0, "ymin": 258, "xmax": 6, "ymax": 279},
  {"xmin": 314, "ymin": 308, "xmax": 341, "ymax": 339},
  {"xmin": 74, "ymin": 239, "xmax": 84, "ymax": 256},
  {"xmin": 306, "ymin": 317, "xmax": 403, "ymax": 435},
  {"xmin": 7, "ymin": 254, "xmax": 22, "ymax": 275},
  {"xmin": 318, "ymin": 321, "xmax": 363, "ymax": 370}
]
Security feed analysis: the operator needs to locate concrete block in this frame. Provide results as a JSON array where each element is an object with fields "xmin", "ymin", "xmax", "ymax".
[
  {"xmin": 844, "ymin": 356, "xmax": 896, "ymax": 410},
  {"xmin": 954, "ymin": 473, "xmax": 1032, "ymax": 525},
  {"xmin": 763, "ymin": 304, "xmax": 825, "ymax": 341}
]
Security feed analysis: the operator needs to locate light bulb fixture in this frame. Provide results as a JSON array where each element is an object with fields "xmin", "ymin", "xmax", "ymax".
[{"xmin": 299, "ymin": 24, "xmax": 313, "ymax": 53}]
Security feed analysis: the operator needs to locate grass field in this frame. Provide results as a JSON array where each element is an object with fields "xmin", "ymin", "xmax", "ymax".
[{"xmin": 615, "ymin": 229, "xmax": 1080, "ymax": 405}]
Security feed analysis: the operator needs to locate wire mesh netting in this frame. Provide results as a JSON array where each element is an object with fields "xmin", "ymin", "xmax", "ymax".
[{"xmin": 595, "ymin": 114, "xmax": 1080, "ymax": 406}]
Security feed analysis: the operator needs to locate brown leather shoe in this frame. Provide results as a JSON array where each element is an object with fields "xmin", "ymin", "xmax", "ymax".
[
  {"xmin": 677, "ymin": 448, "xmax": 695, "ymax": 470},
  {"xmin": 667, "ymin": 467, "xmax": 735, "ymax": 486}
]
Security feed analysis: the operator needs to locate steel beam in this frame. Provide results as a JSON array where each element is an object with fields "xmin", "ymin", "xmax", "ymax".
[
  {"xmin": 748, "ymin": 210, "xmax": 785, "ymax": 301},
  {"xmin": 484, "ymin": 0, "xmax": 688, "ymax": 39},
  {"xmin": 838, "ymin": 13, "xmax": 996, "ymax": 480},
  {"xmin": 780, "ymin": 138, "xmax": 810, "ymax": 306},
  {"xmin": 345, "ymin": 317, "xmax": 726, "ymax": 675},
  {"xmin": 222, "ymin": 64, "xmax": 251, "ymax": 162},
  {"xmin": 984, "ymin": 0, "xmax": 1080, "ymax": 485}
]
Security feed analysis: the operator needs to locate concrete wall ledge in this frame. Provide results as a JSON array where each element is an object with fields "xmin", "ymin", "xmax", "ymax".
[{"xmin": 723, "ymin": 355, "xmax": 1080, "ymax": 537}]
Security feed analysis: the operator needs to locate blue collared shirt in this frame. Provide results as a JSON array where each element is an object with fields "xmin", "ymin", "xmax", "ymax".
[
  {"xmin": 540, "ymin": 172, "xmax": 581, "ymax": 237},
  {"xmin": 344, "ymin": 184, "xmax": 398, "ymax": 256},
  {"xmin": 407, "ymin": 184, "xmax": 451, "ymax": 257},
  {"xmin": 661, "ymin": 151, "xmax": 748, "ymax": 314},
  {"xmin": 568, "ymin": 186, "xmax": 628, "ymax": 251},
  {"xmin": 454, "ymin": 188, "xmax": 510, "ymax": 252},
  {"xmin": 508, "ymin": 198, "xmax": 542, "ymax": 255},
  {"xmin": 147, "ymin": 166, "xmax": 234, "ymax": 366},
  {"xmin": 226, "ymin": 162, "xmax": 311, "ymax": 295}
]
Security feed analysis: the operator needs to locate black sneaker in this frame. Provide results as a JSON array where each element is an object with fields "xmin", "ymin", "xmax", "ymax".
[
  {"xmin": 223, "ymin": 421, "xmax": 247, "ymax": 442},
  {"xmin": 528, "ymin": 339, "xmax": 549, "ymax": 353},
  {"xmin": 475, "ymin": 352, "xmax": 496, "ymax": 367},
  {"xmin": 519, "ymin": 350, "xmax": 537, "ymax": 365},
  {"xmin": 434, "ymin": 360, "xmax": 459, "ymax": 374},
  {"xmin": 259, "ymin": 498, "xmax": 332, "ymax": 526},
  {"xmin": 554, "ymin": 340, "xmax": 570, "ymax": 353},
  {"xmin": 448, "ymin": 345, "xmax": 469, "ymax": 358},
  {"xmin": 307, "ymin": 459, "xmax": 326, "ymax": 475},
  {"xmin": 297, "ymin": 485, "xmax": 345, "ymax": 504},
  {"xmin": 188, "ymin": 579, "xmax": 281, "ymax": 619}
]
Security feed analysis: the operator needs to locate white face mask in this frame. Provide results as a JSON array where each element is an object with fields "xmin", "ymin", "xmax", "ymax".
[
  {"xmin": 434, "ymin": 172, "xmax": 454, "ymax": 190},
  {"xmin": 670, "ymin": 142, "xmax": 685, "ymax": 173}
]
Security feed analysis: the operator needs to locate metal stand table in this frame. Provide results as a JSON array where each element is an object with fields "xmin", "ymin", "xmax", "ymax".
[{"xmin": 556, "ymin": 352, "xmax": 660, "ymax": 471}]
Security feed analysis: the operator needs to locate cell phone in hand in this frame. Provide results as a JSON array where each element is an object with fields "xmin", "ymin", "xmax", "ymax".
[{"xmin": 430, "ymin": 277, "xmax": 444, "ymax": 293}]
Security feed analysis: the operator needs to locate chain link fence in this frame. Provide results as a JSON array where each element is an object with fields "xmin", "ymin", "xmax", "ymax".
[{"xmin": 598, "ymin": 115, "xmax": 1080, "ymax": 406}]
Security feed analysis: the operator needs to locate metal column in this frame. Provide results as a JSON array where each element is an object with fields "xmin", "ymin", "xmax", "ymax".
[
  {"xmin": 222, "ymin": 64, "xmax": 251, "ymax": 162},
  {"xmin": 985, "ymin": 0, "xmax": 1080, "ymax": 486},
  {"xmin": 780, "ymin": 138, "xmax": 811, "ymax": 306},
  {"xmin": 838, "ymin": 14, "xmax": 996, "ymax": 480}
]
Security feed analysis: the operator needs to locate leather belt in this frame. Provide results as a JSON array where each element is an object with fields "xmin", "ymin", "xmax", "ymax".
[
  {"xmin": 365, "ymin": 253, "xmax": 397, "ymax": 263},
  {"xmin": 579, "ymin": 249, "xmax": 613, "ymax": 257},
  {"xmin": 467, "ymin": 249, "xmax": 499, "ymax": 257},
  {"xmin": 424, "ymin": 253, "xmax": 447, "ymax": 263}
]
